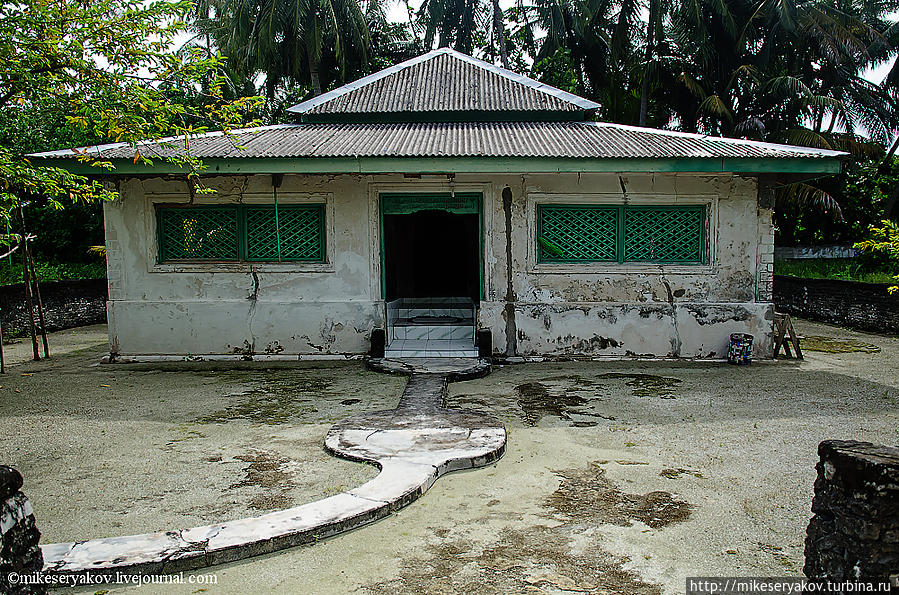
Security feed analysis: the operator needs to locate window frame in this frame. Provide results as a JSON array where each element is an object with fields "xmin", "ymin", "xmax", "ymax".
[
  {"xmin": 532, "ymin": 199, "xmax": 711, "ymax": 269},
  {"xmin": 536, "ymin": 203, "xmax": 620, "ymax": 263},
  {"xmin": 621, "ymin": 204, "xmax": 707, "ymax": 264},
  {"xmin": 155, "ymin": 203, "xmax": 327, "ymax": 265},
  {"xmin": 242, "ymin": 203, "xmax": 327, "ymax": 263}
]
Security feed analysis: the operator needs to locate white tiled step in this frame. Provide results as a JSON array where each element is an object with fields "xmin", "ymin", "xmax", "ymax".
[
  {"xmin": 391, "ymin": 324, "xmax": 474, "ymax": 341},
  {"xmin": 385, "ymin": 338, "xmax": 478, "ymax": 358},
  {"xmin": 393, "ymin": 308, "xmax": 474, "ymax": 320}
]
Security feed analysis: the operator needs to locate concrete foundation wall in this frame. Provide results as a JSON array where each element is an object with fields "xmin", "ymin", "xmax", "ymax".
[{"xmin": 105, "ymin": 172, "xmax": 773, "ymax": 358}]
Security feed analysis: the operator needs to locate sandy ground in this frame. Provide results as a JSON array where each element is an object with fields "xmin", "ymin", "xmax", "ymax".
[
  {"xmin": 1, "ymin": 324, "xmax": 109, "ymax": 366},
  {"xmin": 0, "ymin": 334, "xmax": 400, "ymax": 542},
  {"xmin": 1, "ymin": 321, "xmax": 896, "ymax": 594}
]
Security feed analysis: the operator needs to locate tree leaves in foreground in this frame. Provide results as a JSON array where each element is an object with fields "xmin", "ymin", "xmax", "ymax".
[
  {"xmin": 855, "ymin": 220, "xmax": 899, "ymax": 292},
  {"xmin": 0, "ymin": 0, "xmax": 263, "ymax": 242}
]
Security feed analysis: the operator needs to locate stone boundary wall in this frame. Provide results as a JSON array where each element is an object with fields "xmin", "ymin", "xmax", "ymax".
[
  {"xmin": 0, "ymin": 466, "xmax": 46, "ymax": 595},
  {"xmin": 773, "ymin": 275, "xmax": 899, "ymax": 335},
  {"xmin": 0, "ymin": 279, "xmax": 107, "ymax": 337},
  {"xmin": 774, "ymin": 245, "xmax": 858, "ymax": 260},
  {"xmin": 805, "ymin": 440, "xmax": 899, "ymax": 587}
]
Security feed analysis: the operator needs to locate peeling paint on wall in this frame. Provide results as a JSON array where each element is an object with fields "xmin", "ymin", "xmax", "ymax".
[{"xmin": 104, "ymin": 172, "xmax": 773, "ymax": 358}]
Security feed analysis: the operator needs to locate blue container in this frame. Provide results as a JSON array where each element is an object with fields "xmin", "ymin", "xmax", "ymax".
[{"xmin": 727, "ymin": 333, "xmax": 753, "ymax": 365}]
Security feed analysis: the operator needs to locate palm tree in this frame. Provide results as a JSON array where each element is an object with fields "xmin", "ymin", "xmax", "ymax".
[
  {"xmin": 418, "ymin": 0, "xmax": 486, "ymax": 52},
  {"xmin": 210, "ymin": 0, "xmax": 370, "ymax": 98},
  {"xmin": 514, "ymin": 0, "xmax": 644, "ymax": 122},
  {"xmin": 418, "ymin": 0, "xmax": 511, "ymax": 67},
  {"xmin": 669, "ymin": 0, "xmax": 899, "ymax": 143}
]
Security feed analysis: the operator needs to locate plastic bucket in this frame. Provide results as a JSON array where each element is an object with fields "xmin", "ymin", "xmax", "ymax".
[{"xmin": 727, "ymin": 333, "xmax": 753, "ymax": 365}]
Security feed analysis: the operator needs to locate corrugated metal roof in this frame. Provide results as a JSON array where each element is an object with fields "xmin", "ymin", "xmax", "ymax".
[
  {"xmin": 30, "ymin": 121, "xmax": 847, "ymax": 161},
  {"xmin": 288, "ymin": 48, "xmax": 599, "ymax": 116}
]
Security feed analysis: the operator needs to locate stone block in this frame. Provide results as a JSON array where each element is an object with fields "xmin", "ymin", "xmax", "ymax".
[{"xmin": 805, "ymin": 440, "xmax": 899, "ymax": 585}]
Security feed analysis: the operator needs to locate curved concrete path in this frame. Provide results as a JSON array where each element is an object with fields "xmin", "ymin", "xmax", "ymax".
[{"xmin": 41, "ymin": 360, "xmax": 505, "ymax": 576}]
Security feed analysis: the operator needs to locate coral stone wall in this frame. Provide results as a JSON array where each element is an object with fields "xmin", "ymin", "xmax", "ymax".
[
  {"xmin": 0, "ymin": 279, "xmax": 107, "ymax": 338},
  {"xmin": 0, "ymin": 466, "xmax": 46, "ymax": 595},
  {"xmin": 805, "ymin": 440, "xmax": 899, "ymax": 587},
  {"xmin": 774, "ymin": 276, "xmax": 899, "ymax": 335}
]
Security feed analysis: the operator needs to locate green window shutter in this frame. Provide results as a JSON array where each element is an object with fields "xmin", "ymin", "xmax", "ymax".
[
  {"xmin": 536, "ymin": 204, "xmax": 619, "ymax": 262},
  {"xmin": 623, "ymin": 205, "xmax": 705, "ymax": 263},
  {"xmin": 157, "ymin": 206, "xmax": 239, "ymax": 261},
  {"xmin": 245, "ymin": 204, "xmax": 325, "ymax": 262}
]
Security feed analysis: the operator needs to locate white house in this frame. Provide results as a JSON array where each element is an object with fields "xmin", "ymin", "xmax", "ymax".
[{"xmin": 31, "ymin": 48, "xmax": 845, "ymax": 360}]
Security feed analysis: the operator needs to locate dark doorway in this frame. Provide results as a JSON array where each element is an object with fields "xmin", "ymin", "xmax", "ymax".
[{"xmin": 383, "ymin": 210, "xmax": 480, "ymax": 302}]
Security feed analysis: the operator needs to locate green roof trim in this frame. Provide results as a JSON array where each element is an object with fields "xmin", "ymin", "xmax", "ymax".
[{"xmin": 32, "ymin": 155, "xmax": 843, "ymax": 176}]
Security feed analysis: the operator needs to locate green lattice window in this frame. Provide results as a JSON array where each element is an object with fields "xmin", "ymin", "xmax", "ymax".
[
  {"xmin": 157, "ymin": 204, "xmax": 326, "ymax": 263},
  {"xmin": 624, "ymin": 205, "xmax": 705, "ymax": 263},
  {"xmin": 536, "ymin": 204, "xmax": 706, "ymax": 264},
  {"xmin": 537, "ymin": 205, "xmax": 618, "ymax": 262},
  {"xmin": 245, "ymin": 205, "xmax": 325, "ymax": 262},
  {"xmin": 157, "ymin": 206, "xmax": 240, "ymax": 261}
]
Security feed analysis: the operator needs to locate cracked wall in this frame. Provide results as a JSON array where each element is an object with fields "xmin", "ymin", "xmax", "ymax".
[
  {"xmin": 104, "ymin": 171, "xmax": 773, "ymax": 358},
  {"xmin": 476, "ymin": 172, "xmax": 774, "ymax": 358},
  {"xmin": 105, "ymin": 174, "xmax": 382, "ymax": 356}
]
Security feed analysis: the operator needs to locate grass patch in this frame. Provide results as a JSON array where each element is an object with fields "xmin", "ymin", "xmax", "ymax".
[
  {"xmin": 0, "ymin": 261, "xmax": 106, "ymax": 285},
  {"xmin": 774, "ymin": 258, "xmax": 895, "ymax": 284},
  {"xmin": 801, "ymin": 336, "xmax": 881, "ymax": 354}
]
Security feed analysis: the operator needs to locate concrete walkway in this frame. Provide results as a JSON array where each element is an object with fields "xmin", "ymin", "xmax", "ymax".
[
  {"xmin": 41, "ymin": 359, "xmax": 505, "ymax": 576},
  {"xmin": 2, "ymin": 324, "xmax": 108, "ymax": 367}
]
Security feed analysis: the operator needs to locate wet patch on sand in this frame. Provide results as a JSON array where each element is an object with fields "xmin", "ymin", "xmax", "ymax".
[
  {"xmin": 659, "ymin": 467, "xmax": 705, "ymax": 479},
  {"xmin": 596, "ymin": 373, "xmax": 682, "ymax": 399},
  {"xmin": 363, "ymin": 460, "xmax": 689, "ymax": 594},
  {"xmin": 196, "ymin": 368, "xmax": 401, "ymax": 425},
  {"xmin": 801, "ymin": 336, "xmax": 881, "ymax": 354},
  {"xmin": 449, "ymin": 373, "xmax": 682, "ymax": 427},
  {"xmin": 514, "ymin": 381, "xmax": 604, "ymax": 426},
  {"xmin": 231, "ymin": 450, "xmax": 296, "ymax": 511},
  {"xmin": 546, "ymin": 461, "xmax": 692, "ymax": 529},
  {"xmin": 197, "ymin": 375, "xmax": 332, "ymax": 425},
  {"xmin": 363, "ymin": 525, "xmax": 661, "ymax": 595}
]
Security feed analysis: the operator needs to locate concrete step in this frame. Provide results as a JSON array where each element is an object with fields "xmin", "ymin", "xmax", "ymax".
[
  {"xmin": 385, "ymin": 338, "xmax": 478, "ymax": 358},
  {"xmin": 391, "ymin": 324, "xmax": 474, "ymax": 341}
]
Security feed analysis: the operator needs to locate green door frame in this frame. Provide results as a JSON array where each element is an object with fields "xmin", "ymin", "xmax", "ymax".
[{"xmin": 378, "ymin": 192, "xmax": 484, "ymax": 301}]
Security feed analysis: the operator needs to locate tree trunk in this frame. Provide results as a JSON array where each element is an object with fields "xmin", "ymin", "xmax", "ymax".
[
  {"xmin": 639, "ymin": 0, "xmax": 657, "ymax": 127},
  {"xmin": 884, "ymin": 181, "xmax": 899, "ymax": 221},
  {"xmin": 308, "ymin": 51, "xmax": 323, "ymax": 96},
  {"xmin": 492, "ymin": 0, "xmax": 510, "ymax": 69},
  {"xmin": 881, "ymin": 135, "xmax": 899, "ymax": 170}
]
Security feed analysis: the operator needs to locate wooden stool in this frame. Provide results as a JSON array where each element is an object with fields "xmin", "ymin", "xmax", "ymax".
[{"xmin": 774, "ymin": 313, "xmax": 803, "ymax": 359}]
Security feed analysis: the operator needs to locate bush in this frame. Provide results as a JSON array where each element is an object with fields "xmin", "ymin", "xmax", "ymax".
[
  {"xmin": 773, "ymin": 258, "xmax": 897, "ymax": 284},
  {"xmin": 774, "ymin": 158, "xmax": 898, "ymax": 246},
  {"xmin": 854, "ymin": 220, "xmax": 899, "ymax": 293},
  {"xmin": 0, "ymin": 260, "xmax": 107, "ymax": 285},
  {"xmin": 21, "ymin": 202, "xmax": 105, "ymax": 264}
]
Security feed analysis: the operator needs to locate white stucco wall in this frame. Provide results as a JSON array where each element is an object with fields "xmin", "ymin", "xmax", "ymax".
[{"xmin": 103, "ymin": 171, "xmax": 774, "ymax": 359}]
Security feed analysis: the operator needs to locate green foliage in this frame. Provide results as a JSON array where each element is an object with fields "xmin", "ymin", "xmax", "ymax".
[
  {"xmin": 199, "ymin": 0, "xmax": 371, "ymax": 100},
  {"xmin": 500, "ymin": 0, "xmax": 899, "ymax": 152},
  {"xmin": 24, "ymin": 202, "xmax": 105, "ymax": 264},
  {"xmin": 775, "ymin": 158, "xmax": 898, "ymax": 246},
  {"xmin": 531, "ymin": 49, "xmax": 579, "ymax": 95},
  {"xmin": 0, "ymin": 260, "xmax": 107, "ymax": 285},
  {"xmin": 854, "ymin": 220, "xmax": 899, "ymax": 292},
  {"xmin": 0, "ymin": 0, "xmax": 263, "ymax": 242},
  {"xmin": 774, "ymin": 258, "xmax": 897, "ymax": 284}
]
